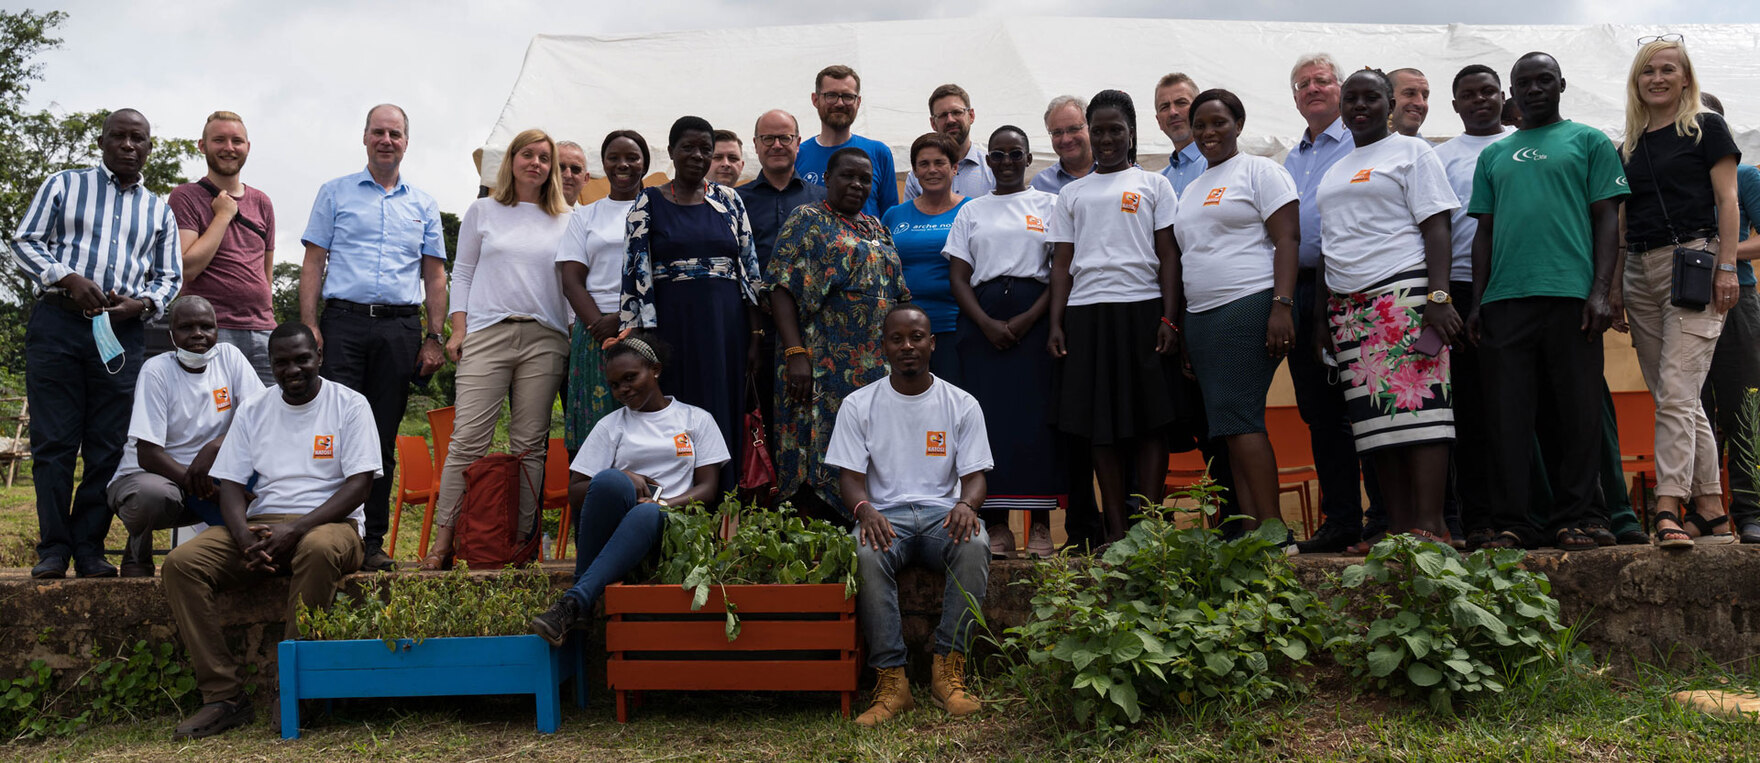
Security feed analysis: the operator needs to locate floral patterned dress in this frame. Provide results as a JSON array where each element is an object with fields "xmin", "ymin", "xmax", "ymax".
[
  {"xmin": 765, "ymin": 203, "xmax": 912, "ymax": 515},
  {"xmin": 1327, "ymin": 267, "xmax": 1454, "ymax": 453}
]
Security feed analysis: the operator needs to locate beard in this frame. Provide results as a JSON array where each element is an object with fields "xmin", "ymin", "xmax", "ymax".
[
  {"xmin": 820, "ymin": 107, "xmax": 854, "ymax": 130},
  {"xmin": 205, "ymin": 153, "xmax": 245, "ymax": 177}
]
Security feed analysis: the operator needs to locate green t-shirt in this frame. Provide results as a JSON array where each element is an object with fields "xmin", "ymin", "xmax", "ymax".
[{"xmin": 1469, "ymin": 120, "xmax": 1629, "ymax": 304}]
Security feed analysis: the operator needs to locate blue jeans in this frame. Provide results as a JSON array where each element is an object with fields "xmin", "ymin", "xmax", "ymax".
[
  {"xmin": 855, "ymin": 503, "xmax": 990, "ymax": 669},
  {"xmin": 564, "ymin": 468, "xmax": 665, "ymax": 609}
]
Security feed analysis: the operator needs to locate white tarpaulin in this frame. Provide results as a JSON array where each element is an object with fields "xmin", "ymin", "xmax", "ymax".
[{"xmin": 477, "ymin": 18, "xmax": 1760, "ymax": 184}]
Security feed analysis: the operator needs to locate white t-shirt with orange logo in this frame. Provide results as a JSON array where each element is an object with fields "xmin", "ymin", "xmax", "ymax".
[
  {"xmin": 1045, "ymin": 166, "xmax": 1180, "ymax": 307},
  {"xmin": 824, "ymin": 376, "xmax": 992, "ymax": 512},
  {"xmin": 1173, "ymin": 154, "xmax": 1301, "ymax": 313},
  {"xmin": 111, "ymin": 344, "xmax": 265, "ymax": 486},
  {"xmin": 942, "ymin": 188, "xmax": 1058, "ymax": 285},
  {"xmin": 1316, "ymin": 134, "xmax": 1459, "ymax": 293},
  {"xmin": 569, "ymin": 398, "xmax": 730, "ymax": 503},
  {"xmin": 211, "ymin": 380, "xmax": 381, "ymax": 531}
]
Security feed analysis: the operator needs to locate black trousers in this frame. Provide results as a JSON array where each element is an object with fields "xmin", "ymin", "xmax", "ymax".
[
  {"xmin": 1478, "ymin": 296, "xmax": 1605, "ymax": 538},
  {"xmin": 26, "ymin": 303, "xmax": 143, "ymax": 561},
  {"xmin": 1702, "ymin": 287, "xmax": 1760, "ymax": 526},
  {"xmin": 319, "ymin": 308, "xmax": 422, "ymax": 551},
  {"xmin": 1292, "ymin": 269, "xmax": 1379, "ymax": 531}
]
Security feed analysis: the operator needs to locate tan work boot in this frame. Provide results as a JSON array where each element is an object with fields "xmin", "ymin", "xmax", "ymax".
[
  {"xmin": 930, "ymin": 651, "xmax": 981, "ymax": 717},
  {"xmin": 854, "ymin": 666, "xmax": 913, "ymax": 726}
]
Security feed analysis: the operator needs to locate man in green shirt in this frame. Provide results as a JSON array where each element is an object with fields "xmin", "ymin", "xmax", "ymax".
[{"xmin": 1465, "ymin": 51, "xmax": 1628, "ymax": 550}]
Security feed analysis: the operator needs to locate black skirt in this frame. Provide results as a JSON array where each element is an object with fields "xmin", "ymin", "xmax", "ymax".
[
  {"xmin": 652, "ymin": 277, "xmax": 745, "ymax": 490},
  {"xmin": 956, "ymin": 277, "xmax": 1064, "ymax": 507},
  {"xmin": 1053, "ymin": 299, "xmax": 1199, "ymax": 449}
]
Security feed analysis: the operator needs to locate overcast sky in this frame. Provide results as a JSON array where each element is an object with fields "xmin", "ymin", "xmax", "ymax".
[{"xmin": 12, "ymin": 0, "xmax": 1744, "ymax": 262}]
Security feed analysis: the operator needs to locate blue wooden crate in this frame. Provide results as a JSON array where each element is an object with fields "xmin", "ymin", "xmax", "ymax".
[{"xmin": 277, "ymin": 634, "xmax": 588, "ymax": 739}]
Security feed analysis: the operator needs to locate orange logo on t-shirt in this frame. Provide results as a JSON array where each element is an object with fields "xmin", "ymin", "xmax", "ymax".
[
  {"xmin": 926, "ymin": 431, "xmax": 947, "ymax": 457},
  {"xmin": 1025, "ymin": 214, "xmax": 1046, "ymax": 233},
  {"xmin": 313, "ymin": 435, "xmax": 334, "ymax": 459},
  {"xmin": 1350, "ymin": 169, "xmax": 1373, "ymax": 184},
  {"xmin": 212, "ymin": 387, "xmax": 231, "ymax": 412},
  {"xmin": 1119, "ymin": 192, "xmax": 1141, "ymax": 214},
  {"xmin": 1203, "ymin": 187, "xmax": 1226, "ymax": 207},
  {"xmin": 673, "ymin": 433, "xmax": 694, "ymax": 457}
]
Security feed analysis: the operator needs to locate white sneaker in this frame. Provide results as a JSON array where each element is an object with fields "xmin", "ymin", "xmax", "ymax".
[
  {"xmin": 1026, "ymin": 522, "xmax": 1055, "ymax": 558},
  {"xmin": 987, "ymin": 523, "xmax": 1015, "ymax": 559}
]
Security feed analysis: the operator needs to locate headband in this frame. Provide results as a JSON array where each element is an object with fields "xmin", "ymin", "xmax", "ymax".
[{"xmin": 619, "ymin": 336, "xmax": 660, "ymax": 366}]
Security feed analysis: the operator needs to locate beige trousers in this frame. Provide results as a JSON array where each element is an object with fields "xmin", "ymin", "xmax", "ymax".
[
  {"xmin": 161, "ymin": 515, "xmax": 363, "ymax": 703},
  {"xmin": 432, "ymin": 318, "xmax": 568, "ymax": 535},
  {"xmin": 1624, "ymin": 239, "xmax": 1726, "ymax": 499}
]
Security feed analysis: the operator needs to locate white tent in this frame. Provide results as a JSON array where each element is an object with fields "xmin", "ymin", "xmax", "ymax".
[{"xmin": 477, "ymin": 18, "xmax": 1760, "ymax": 184}]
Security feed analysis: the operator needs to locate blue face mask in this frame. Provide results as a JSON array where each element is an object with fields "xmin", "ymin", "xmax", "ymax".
[{"xmin": 92, "ymin": 312, "xmax": 125, "ymax": 374}]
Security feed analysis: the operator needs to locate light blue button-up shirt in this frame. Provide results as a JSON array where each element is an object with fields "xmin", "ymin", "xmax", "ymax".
[
  {"xmin": 300, "ymin": 168, "xmax": 444, "ymax": 305},
  {"xmin": 1157, "ymin": 142, "xmax": 1209, "ymax": 194},
  {"xmin": 1282, "ymin": 117, "xmax": 1354, "ymax": 269},
  {"xmin": 1031, "ymin": 161, "xmax": 1096, "ymax": 194}
]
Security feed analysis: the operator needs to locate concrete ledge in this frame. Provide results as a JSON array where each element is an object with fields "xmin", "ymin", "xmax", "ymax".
[{"xmin": 3, "ymin": 545, "xmax": 1757, "ymax": 692}]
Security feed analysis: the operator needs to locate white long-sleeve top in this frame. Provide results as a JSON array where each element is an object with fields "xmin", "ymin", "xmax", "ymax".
[{"xmin": 449, "ymin": 197, "xmax": 572, "ymax": 334}]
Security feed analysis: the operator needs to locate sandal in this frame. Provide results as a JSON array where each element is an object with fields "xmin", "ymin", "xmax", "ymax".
[
  {"xmin": 1554, "ymin": 527, "xmax": 1598, "ymax": 551},
  {"xmin": 1652, "ymin": 510, "xmax": 1694, "ymax": 550},
  {"xmin": 1680, "ymin": 511, "xmax": 1736, "ymax": 546},
  {"xmin": 1408, "ymin": 528, "xmax": 1453, "ymax": 549},
  {"xmin": 1344, "ymin": 532, "xmax": 1387, "ymax": 555},
  {"xmin": 1578, "ymin": 522, "xmax": 1617, "ymax": 547},
  {"xmin": 1463, "ymin": 528, "xmax": 1498, "ymax": 550},
  {"xmin": 1479, "ymin": 530, "xmax": 1525, "ymax": 550}
]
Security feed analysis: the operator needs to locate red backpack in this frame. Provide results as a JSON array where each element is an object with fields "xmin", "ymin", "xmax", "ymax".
[{"xmin": 453, "ymin": 450, "xmax": 541, "ymax": 569}]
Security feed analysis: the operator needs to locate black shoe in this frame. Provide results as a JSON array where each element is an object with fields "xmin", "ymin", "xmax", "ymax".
[
  {"xmin": 74, "ymin": 556, "xmax": 118, "ymax": 578},
  {"xmin": 1296, "ymin": 523, "xmax": 1361, "ymax": 554},
  {"xmin": 1579, "ymin": 523, "xmax": 1618, "ymax": 547},
  {"xmin": 1740, "ymin": 521, "xmax": 1760, "ymax": 545},
  {"xmin": 361, "ymin": 548, "xmax": 396, "ymax": 572},
  {"xmin": 531, "ymin": 597, "xmax": 585, "ymax": 647},
  {"xmin": 172, "ymin": 697, "xmax": 254, "ymax": 740},
  {"xmin": 1617, "ymin": 529, "xmax": 1651, "ymax": 545},
  {"xmin": 31, "ymin": 556, "xmax": 68, "ymax": 580},
  {"xmin": 121, "ymin": 532, "xmax": 154, "ymax": 577}
]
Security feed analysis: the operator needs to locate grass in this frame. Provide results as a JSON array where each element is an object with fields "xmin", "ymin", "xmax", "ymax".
[{"xmin": 4, "ymin": 658, "xmax": 1759, "ymax": 762}]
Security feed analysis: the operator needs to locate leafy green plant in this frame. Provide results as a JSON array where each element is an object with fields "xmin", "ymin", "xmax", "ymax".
[
  {"xmin": 0, "ymin": 640, "xmax": 197, "ymax": 740},
  {"xmin": 297, "ymin": 564, "xmax": 555, "ymax": 648},
  {"xmin": 654, "ymin": 494, "xmax": 859, "ymax": 641},
  {"xmin": 1323, "ymin": 534, "xmax": 1567, "ymax": 713},
  {"xmin": 986, "ymin": 478, "xmax": 1321, "ymax": 732}
]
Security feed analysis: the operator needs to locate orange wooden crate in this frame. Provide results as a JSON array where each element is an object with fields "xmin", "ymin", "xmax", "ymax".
[{"xmin": 601, "ymin": 583, "xmax": 860, "ymax": 722}]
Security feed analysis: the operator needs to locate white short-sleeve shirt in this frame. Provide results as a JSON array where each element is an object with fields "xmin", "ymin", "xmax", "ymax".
[
  {"xmin": 1316, "ymin": 134, "xmax": 1460, "ymax": 293},
  {"xmin": 1173, "ymin": 155, "xmax": 1300, "ymax": 313},
  {"xmin": 111, "ymin": 344, "xmax": 265, "ymax": 485},
  {"xmin": 449, "ymin": 198, "xmax": 573, "ymax": 334},
  {"xmin": 1431, "ymin": 128, "xmax": 1514, "ymax": 282},
  {"xmin": 824, "ymin": 377, "xmax": 993, "ymax": 512},
  {"xmin": 942, "ymin": 189, "xmax": 1058, "ymax": 285},
  {"xmin": 568, "ymin": 398, "xmax": 731, "ymax": 502},
  {"xmin": 555, "ymin": 197, "xmax": 637, "ymax": 315},
  {"xmin": 1045, "ymin": 167, "xmax": 1180, "ymax": 306},
  {"xmin": 209, "ymin": 380, "xmax": 383, "ymax": 531}
]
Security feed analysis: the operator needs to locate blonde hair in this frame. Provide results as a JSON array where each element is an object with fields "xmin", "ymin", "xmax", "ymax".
[
  {"xmin": 1621, "ymin": 39, "xmax": 1703, "ymax": 159},
  {"xmin": 492, "ymin": 128, "xmax": 567, "ymax": 215},
  {"xmin": 202, "ymin": 111, "xmax": 244, "ymax": 140}
]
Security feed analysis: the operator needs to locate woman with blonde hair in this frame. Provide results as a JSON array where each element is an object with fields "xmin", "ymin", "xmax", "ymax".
[
  {"xmin": 1618, "ymin": 36, "xmax": 1743, "ymax": 548},
  {"xmin": 422, "ymin": 128, "xmax": 573, "ymax": 568}
]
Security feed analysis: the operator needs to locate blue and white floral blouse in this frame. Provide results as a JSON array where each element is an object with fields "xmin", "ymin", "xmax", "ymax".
[{"xmin": 618, "ymin": 182, "xmax": 762, "ymax": 329}]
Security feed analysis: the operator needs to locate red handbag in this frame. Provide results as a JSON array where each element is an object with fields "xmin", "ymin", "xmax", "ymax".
[{"xmin": 738, "ymin": 379, "xmax": 777, "ymax": 501}]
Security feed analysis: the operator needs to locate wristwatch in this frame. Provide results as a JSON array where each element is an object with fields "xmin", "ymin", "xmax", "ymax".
[
  {"xmin": 1271, "ymin": 295, "xmax": 1295, "ymax": 308},
  {"xmin": 1718, "ymin": 263, "xmax": 1738, "ymax": 273},
  {"xmin": 1427, "ymin": 290, "xmax": 1452, "ymax": 305},
  {"xmin": 424, "ymin": 332, "xmax": 443, "ymax": 344}
]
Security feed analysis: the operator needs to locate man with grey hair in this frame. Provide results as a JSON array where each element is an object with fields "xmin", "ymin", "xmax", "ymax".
[
  {"xmin": 1281, "ymin": 54, "xmax": 1380, "ymax": 554},
  {"xmin": 298, "ymin": 103, "xmax": 447, "ymax": 570},
  {"xmin": 1153, "ymin": 73, "xmax": 1207, "ymax": 193},
  {"xmin": 557, "ymin": 140, "xmax": 588, "ymax": 205},
  {"xmin": 1031, "ymin": 95, "xmax": 1093, "ymax": 193},
  {"xmin": 106, "ymin": 296, "xmax": 264, "ymax": 576},
  {"xmin": 1390, "ymin": 67, "xmax": 1431, "ymax": 137}
]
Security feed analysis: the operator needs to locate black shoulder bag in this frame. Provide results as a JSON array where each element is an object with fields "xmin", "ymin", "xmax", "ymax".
[
  {"xmin": 195, "ymin": 178, "xmax": 270, "ymax": 242},
  {"xmin": 1638, "ymin": 138, "xmax": 1714, "ymax": 311}
]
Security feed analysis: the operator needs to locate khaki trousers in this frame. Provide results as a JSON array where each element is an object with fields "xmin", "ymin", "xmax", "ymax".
[
  {"xmin": 161, "ymin": 515, "xmax": 362, "ymax": 703},
  {"xmin": 432, "ymin": 318, "xmax": 567, "ymax": 535},
  {"xmin": 1624, "ymin": 239, "xmax": 1726, "ymax": 499}
]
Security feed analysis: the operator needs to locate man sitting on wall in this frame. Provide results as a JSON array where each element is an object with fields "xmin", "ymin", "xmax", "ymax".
[
  {"xmin": 826, "ymin": 304, "xmax": 992, "ymax": 726},
  {"xmin": 161, "ymin": 322, "xmax": 380, "ymax": 739}
]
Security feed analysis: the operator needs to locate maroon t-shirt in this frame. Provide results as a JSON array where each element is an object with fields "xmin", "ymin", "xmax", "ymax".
[{"xmin": 169, "ymin": 182, "xmax": 277, "ymax": 330}]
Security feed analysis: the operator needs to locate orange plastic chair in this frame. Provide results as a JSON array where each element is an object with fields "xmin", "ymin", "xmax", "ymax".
[
  {"xmin": 418, "ymin": 407, "xmax": 456, "ymax": 559},
  {"xmin": 387, "ymin": 435, "xmax": 436, "ymax": 559},
  {"xmin": 1266, "ymin": 405, "xmax": 1320, "ymax": 537},
  {"xmin": 542, "ymin": 437, "xmax": 573, "ymax": 560},
  {"xmin": 1610, "ymin": 390, "xmax": 1657, "ymax": 527}
]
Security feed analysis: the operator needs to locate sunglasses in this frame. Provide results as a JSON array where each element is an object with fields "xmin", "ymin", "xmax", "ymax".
[
  {"xmin": 1638, "ymin": 33, "xmax": 1684, "ymax": 45},
  {"xmin": 987, "ymin": 149, "xmax": 1028, "ymax": 162}
]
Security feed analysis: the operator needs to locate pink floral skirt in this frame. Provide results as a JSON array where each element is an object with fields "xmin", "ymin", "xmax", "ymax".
[{"xmin": 1327, "ymin": 268, "xmax": 1455, "ymax": 454}]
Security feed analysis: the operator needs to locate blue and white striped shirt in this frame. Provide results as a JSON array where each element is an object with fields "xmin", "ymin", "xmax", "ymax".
[{"xmin": 10, "ymin": 164, "xmax": 182, "ymax": 318}]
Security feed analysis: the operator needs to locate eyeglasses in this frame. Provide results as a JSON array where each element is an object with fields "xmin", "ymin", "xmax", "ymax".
[
  {"xmin": 817, "ymin": 92, "xmax": 860, "ymax": 105},
  {"xmin": 559, "ymin": 164, "xmax": 587, "ymax": 176},
  {"xmin": 1048, "ymin": 125, "xmax": 1086, "ymax": 139},
  {"xmin": 756, "ymin": 134, "xmax": 798, "ymax": 147},
  {"xmin": 987, "ymin": 149, "xmax": 1027, "ymax": 162},
  {"xmin": 1292, "ymin": 75, "xmax": 1338, "ymax": 92},
  {"xmin": 933, "ymin": 107, "xmax": 970, "ymax": 121},
  {"xmin": 1638, "ymin": 33, "xmax": 1684, "ymax": 45}
]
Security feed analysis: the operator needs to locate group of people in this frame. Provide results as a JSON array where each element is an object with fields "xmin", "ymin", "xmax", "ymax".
[{"xmin": 10, "ymin": 36, "xmax": 1754, "ymax": 737}]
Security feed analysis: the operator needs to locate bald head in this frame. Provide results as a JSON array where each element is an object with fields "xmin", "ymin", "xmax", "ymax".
[{"xmin": 169, "ymin": 295, "xmax": 215, "ymax": 322}]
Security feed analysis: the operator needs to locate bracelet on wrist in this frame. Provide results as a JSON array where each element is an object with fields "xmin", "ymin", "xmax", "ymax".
[
  {"xmin": 1159, "ymin": 316, "xmax": 1181, "ymax": 332},
  {"xmin": 784, "ymin": 345, "xmax": 809, "ymax": 359},
  {"xmin": 954, "ymin": 500, "xmax": 974, "ymax": 512},
  {"xmin": 854, "ymin": 500, "xmax": 873, "ymax": 514}
]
